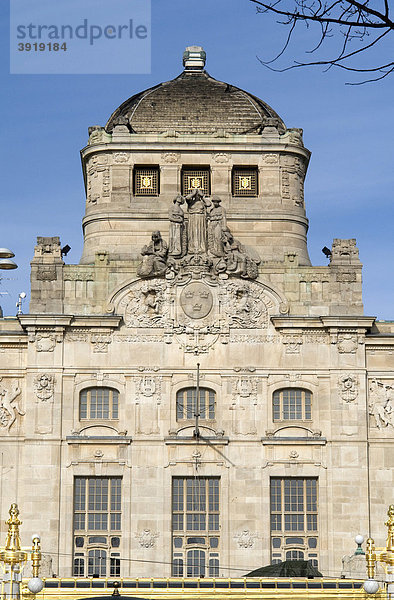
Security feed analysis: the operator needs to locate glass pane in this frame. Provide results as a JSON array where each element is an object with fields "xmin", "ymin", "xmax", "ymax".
[
  {"xmin": 110, "ymin": 557, "xmax": 120, "ymax": 577},
  {"xmin": 111, "ymin": 478, "xmax": 121, "ymax": 511},
  {"xmin": 80, "ymin": 392, "xmax": 88, "ymax": 419},
  {"xmin": 74, "ymin": 478, "xmax": 86, "ymax": 511},
  {"xmin": 73, "ymin": 558, "xmax": 84, "ymax": 576},
  {"xmin": 110, "ymin": 513, "xmax": 121, "ymax": 530},
  {"xmin": 176, "ymin": 391, "xmax": 184, "ymax": 420},
  {"xmin": 209, "ymin": 558, "xmax": 219, "ymax": 577},
  {"xmin": 172, "ymin": 558, "xmax": 183, "ymax": 577}
]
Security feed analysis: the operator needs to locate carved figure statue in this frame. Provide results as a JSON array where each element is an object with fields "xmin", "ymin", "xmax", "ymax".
[
  {"xmin": 168, "ymin": 195, "xmax": 186, "ymax": 257},
  {"xmin": 368, "ymin": 379, "xmax": 393, "ymax": 429},
  {"xmin": 185, "ymin": 189, "xmax": 211, "ymax": 254},
  {"xmin": 220, "ymin": 228, "xmax": 248, "ymax": 277},
  {"xmin": 207, "ymin": 196, "xmax": 226, "ymax": 257},
  {"xmin": 0, "ymin": 380, "xmax": 24, "ymax": 431},
  {"xmin": 137, "ymin": 231, "xmax": 168, "ymax": 277},
  {"xmin": 218, "ymin": 228, "xmax": 259, "ymax": 279}
]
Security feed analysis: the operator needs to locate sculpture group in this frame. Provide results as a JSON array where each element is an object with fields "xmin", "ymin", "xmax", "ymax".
[{"xmin": 137, "ymin": 191, "xmax": 260, "ymax": 279}]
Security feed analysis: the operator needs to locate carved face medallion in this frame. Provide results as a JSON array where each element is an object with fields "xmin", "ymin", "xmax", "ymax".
[{"xmin": 180, "ymin": 283, "xmax": 213, "ymax": 319}]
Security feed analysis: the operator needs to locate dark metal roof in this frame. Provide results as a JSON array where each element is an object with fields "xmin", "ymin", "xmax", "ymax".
[{"xmin": 105, "ymin": 71, "xmax": 285, "ymax": 135}]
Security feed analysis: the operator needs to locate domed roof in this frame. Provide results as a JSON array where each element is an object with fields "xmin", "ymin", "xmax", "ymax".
[{"xmin": 105, "ymin": 48, "xmax": 285, "ymax": 135}]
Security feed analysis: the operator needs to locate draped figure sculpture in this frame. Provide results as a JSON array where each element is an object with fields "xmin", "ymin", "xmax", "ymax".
[
  {"xmin": 185, "ymin": 188, "xmax": 211, "ymax": 254},
  {"xmin": 168, "ymin": 195, "xmax": 186, "ymax": 257},
  {"xmin": 207, "ymin": 196, "xmax": 226, "ymax": 257},
  {"xmin": 137, "ymin": 231, "xmax": 168, "ymax": 277}
]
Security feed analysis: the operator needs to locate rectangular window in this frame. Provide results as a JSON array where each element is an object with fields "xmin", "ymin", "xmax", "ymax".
[
  {"xmin": 73, "ymin": 477, "xmax": 122, "ymax": 577},
  {"xmin": 181, "ymin": 167, "xmax": 210, "ymax": 196},
  {"xmin": 270, "ymin": 477, "xmax": 318, "ymax": 566},
  {"xmin": 133, "ymin": 166, "xmax": 160, "ymax": 196},
  {"xmin": 172, "ymin": 477, "xmax": 220, "ymax": 577},
  {"xmin": 232, "ymin": 167, "xmax": 258, "ymax": 197}
]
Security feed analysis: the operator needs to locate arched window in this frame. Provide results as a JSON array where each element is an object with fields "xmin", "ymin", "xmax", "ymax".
[
  {"xmin": 176, "ymin": 387, "xmax": 215, "ymax": 421},
  {"xmin": 80, "ymin": 387, "xmax": 119, "ymax": 420},
  {"xmin": 273, "ymin": 388, "xmax": 311, "ymax": 421}
]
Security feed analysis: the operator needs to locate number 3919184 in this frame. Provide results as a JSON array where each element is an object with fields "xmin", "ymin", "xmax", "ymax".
[{"xmin": 18, "ymin": 42, "xmax": 67, "ymax": 51}]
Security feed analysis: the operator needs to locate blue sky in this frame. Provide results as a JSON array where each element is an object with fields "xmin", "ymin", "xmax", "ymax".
[{"xmin": 1, "ymin": 0, "xmax": 393, "ymax": 319}]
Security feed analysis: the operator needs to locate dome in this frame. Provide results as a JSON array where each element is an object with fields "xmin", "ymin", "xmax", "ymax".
[{"xmin": 105, "ymin": 47, "xmax": 286, "ymax": 135}]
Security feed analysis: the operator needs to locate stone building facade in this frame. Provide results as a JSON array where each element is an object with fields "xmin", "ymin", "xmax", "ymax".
[{"xmin": 0, "ymin": 47, "xmax": 393, "ymax": 580}]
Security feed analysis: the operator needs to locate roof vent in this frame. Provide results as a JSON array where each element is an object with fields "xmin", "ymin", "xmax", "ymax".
[{"xmin": 183, "ymin": 46, "xmax": 206, "ymax": 71}]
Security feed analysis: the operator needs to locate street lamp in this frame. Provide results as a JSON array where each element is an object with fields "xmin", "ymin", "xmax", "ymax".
[
  {"xmin": 0, "ymin": 248, "xmax": 18, "ymax": 317},
  {"xmin": 364, "ymin": 504, "xmax": 394, "ymax": 598}
]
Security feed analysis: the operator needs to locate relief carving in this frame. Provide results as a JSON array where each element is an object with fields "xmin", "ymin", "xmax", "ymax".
[
  {"xmin": 0, "ymin": 379, "xmax": 24, "ymax": 431},
  {"xmin": 180, "ymin": 282, "xmax": 213, "ymax": 320},
  {"xmin": 230, "ymin": 375, "xmax": 258, "ymax": 435},
  {"xmin": 212, "ymin": 152, "xmax": 230, "ymax": 163},
  {"xmin": 219, "ymin": 282, "xmax": 268, "ymax": 329},
  {"xmin": 282, "ymin": 333, "xmax": 303, "ymax": 354},
  {"xmin": 330, "ymin": 239, "xmax": 360, "ymax": 264},
  {"xmin": 34, "ymin": 236, "xmax": 62, "ymax": 258},
  {"xmin": 135, "ymin": 375, "xmax": 162, "ymax": 434},
  {"xmin": 234, "ymin": 530, "xmax": 259, "ymax": 548},
  {"xmin": 64, "ymin": 270, "xmax": 94, "ymax": 281},
  {"xmin": 337, "ymin": 333, "xmax": 358, "ymax": 354},
  {"xmin": 281, "ymin": 170, "xmax": 290, "ymax": 199},
  {"xmin": 34, "ymin": 374, "xmax": 55, "ymax": 402},
  {"xmin": 113, "ymin": 152, "xmax": 129, "ymax": 163},
  {"xmin": 263, "ymin": 153, "xmax": 279, "ymax": 165},
  {"xmin": 338, "ymin": 374, "xmax": 358, "ymax": 403},
  {"xmin": 336, "ymin": 271, "xmax": 357, "ymax": 282},
  {"xmin": 121, "ymin": 280, "xmax": 168, "ymax": 328},
  {"xmin": 91, "ymin": 333, "xmax": 112, "ymax": 353},
  {"xmin": 161, "ymin": 152, "xmax": 180, "ymax": 163},
  {"xmin": 36, "ymin": 333, "xmax": 56, "ymax": 353},
  {"xmin": 368, "ymin": 379, "xmax": 394, "ymax": 430},
  {"xmin": 36, "ymin": 266, "xmax": 57, "ymax": 281},
  {"xmin": 135, "ymin": 530, "xmax": 159, "ymax": 548}
]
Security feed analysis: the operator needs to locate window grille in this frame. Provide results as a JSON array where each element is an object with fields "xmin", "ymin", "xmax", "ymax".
[
  {"xmin": 176, "ymin": 387, "xmax": 216, "ymax": 421},
  {"xmin": 232, "ymin": 168, "xmax": 258, "ymax": 197},
  {"xmin": 273, "ymin": 388, "xmax": 312, "ymax": 421},
  {"xmin": 134, "ymin": 167, "xmax": 159, "ymax": 196},
  {"xmin": 181, "ymin": 168, "xmax": 210, "ymax": 196},
  {"xmin": 172, "ymin": 477, "xmax": 220, "ymax": 577},
  {"xmin": 73, "ymin": 477, "xmax": 122, "ymax": 577},
  {"xmin": 270, "ymin": 477, "xmax": 318, "ymax": 566},
  {"xmin": 80, "ymin": 387, "xmax": 119, "ymax": 420}
]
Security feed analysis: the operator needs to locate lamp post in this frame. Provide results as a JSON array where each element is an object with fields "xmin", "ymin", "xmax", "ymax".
[
  {"xmin": 364, "ymin": 504, "xmax": 394, "ymax": 598},
  {"xmin": 0, "ymin": 248, "xmax": 18, "ymax": 317},
  {"xmin": 0, "ymin": 504, "xmax": 44, "ymax": 599}
]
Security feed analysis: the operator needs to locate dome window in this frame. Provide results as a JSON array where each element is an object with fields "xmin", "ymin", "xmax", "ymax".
[
  {"xmin": 232, "ymin": 167, "xmax": 258, "ymax": 197},
  {"xmin": 133, "ymin": 166, "xmax": 160, "ymax": 196},
  {"xmin": 181, "ymin": 167, "xmax": 210, "ymax": 196}
]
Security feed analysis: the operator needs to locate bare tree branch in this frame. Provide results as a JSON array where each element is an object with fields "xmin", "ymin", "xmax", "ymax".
[{"xmin": 250, "ymin": 0, "xmax": 394, "ymax": 82}]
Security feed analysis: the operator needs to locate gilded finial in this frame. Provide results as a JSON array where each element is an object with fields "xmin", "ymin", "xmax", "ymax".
[
  {"xmin": 365, "ymin": 538, "xmax": 376, "ymax": 579},
  {"xmin": 5, "ymin": 503, "xmax": 22, "ymax": 552},
  {"xmin": 385, "ymin": 504, "xmax": 394, "ymax": 552},
  {"xmin": 31, "ymin": 536, "xmax": 42, "ymax": 577}
]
